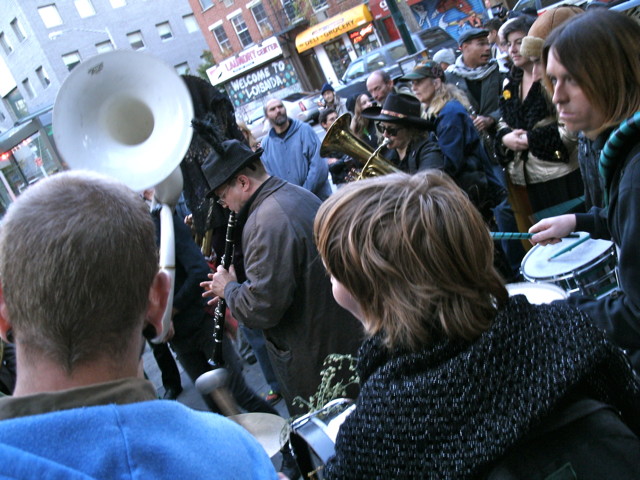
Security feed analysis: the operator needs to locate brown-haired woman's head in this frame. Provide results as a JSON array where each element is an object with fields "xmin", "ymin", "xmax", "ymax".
[
  {"xmin": 314, "ymin": 171, "xmax": 507, "ymax": 352},
  {"xmin": 542, "ymin": 9, "xmax": 640, "ymax": 135}
]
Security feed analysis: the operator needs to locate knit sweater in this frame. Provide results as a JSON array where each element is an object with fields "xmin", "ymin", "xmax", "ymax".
[{"xmin": 323, "ymin": 296, "xmax": 640, "ymax": 479}]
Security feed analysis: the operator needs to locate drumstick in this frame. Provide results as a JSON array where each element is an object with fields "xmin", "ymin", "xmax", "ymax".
[
  {"xmin": 491, "ymin": 232, "xmax": 580, "ymax": 240},
  {"xmin": 547, "ymin": 234, "xmax": 591, "ymax": 261}
]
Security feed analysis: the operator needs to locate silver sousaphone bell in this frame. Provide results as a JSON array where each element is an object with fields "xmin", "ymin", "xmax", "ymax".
[{"xmin": 53, "ymin": 50, "xmax": 194, "ymax": 342}]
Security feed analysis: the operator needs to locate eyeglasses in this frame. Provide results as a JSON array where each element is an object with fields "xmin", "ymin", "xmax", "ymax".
[
  {"xmin": 376, "ymin": 123, "xmax": 403, "ymax": 136},
  {"xmin": 216, "ymin": 181, "xmax": 233, "ymax": 206}
]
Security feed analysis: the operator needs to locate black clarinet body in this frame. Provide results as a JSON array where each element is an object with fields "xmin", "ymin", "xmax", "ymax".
[{"xmin": 208, "ymin": 211, "xmax": 237, "ymax": 368}]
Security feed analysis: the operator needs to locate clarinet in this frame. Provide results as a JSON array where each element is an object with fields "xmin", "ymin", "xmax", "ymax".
[{"xmin": 208, "ymin": 211, "xmax": 237, "ymax": 368}]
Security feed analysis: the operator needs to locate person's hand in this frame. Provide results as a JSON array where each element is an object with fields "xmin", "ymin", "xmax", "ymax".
[
  {"xmin": 473, "ymin": 115, "xmax": 495, "ymax": 132},
  {"xmin": 201, "ymin": 264, "xmax": 237, "ymax": 303},
  {"xmin": 184, "ymin": 214, "xmax": 193, "ymax": 226},
  {"xmin": 501, "ymin": 129, "xmax": 528, "ymax": 151},
  {"xmin": 529, "ymin": 214, "xmax": 577, "ymax": 246}
]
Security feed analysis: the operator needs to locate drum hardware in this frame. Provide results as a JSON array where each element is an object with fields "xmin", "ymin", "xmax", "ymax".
[
  {"xmin": 320, "ymin": 113, "xmax": 399, "ymax": 181},
  {"xmin": 52, "ymin": 50, "xmax": 194, "ymax": 343},
  {"xmin": 290, "ymin": 398, "xmax": 356, "ymax": 479},
  {"xmin": 521, "ymin": 232, "xmax": 619, "ymax": 299},
  {"xmin": 506, "ymin": 282, "xmax": 568, "ymax": 304}
]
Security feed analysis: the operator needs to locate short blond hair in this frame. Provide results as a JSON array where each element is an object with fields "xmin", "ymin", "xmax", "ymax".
[{"xmin": 314, "ymin": 171, "xmax": 507, "ymax": 351}]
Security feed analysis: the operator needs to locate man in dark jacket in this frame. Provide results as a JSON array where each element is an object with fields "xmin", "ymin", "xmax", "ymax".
[{"xmin": 200, "ymin": 140, "xmax": 362, "ymax": 415}]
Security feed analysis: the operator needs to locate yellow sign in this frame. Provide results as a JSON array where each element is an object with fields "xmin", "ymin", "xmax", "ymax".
[{"xmin": 295, "ymin": 5, "xmax": 373, "ymax": 53}]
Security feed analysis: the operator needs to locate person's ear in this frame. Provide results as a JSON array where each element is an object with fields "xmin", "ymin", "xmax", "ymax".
[
  {"xmin": 237, "ymin": 174, "xmax": 251, "ymax": 192},
  {"xmin": 144, "ymin": 271, "xmax": 170, "ymax": 339},
  {"xmin": 0, "ymin": 283, "xmax": 13, "ymax": 343},
  {"xmin": 434, "ymin": 78, "xmax": 443, "ymax": 89}
]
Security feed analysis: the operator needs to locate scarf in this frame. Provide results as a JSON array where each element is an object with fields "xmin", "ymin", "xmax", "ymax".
[
  {"xmin": 599, "ymin": 111, "xmax": 640, "ymax": 206},
  {"xmin": 325, "ymin": 296, "xmax": 640, "ymax": 479},
  {"xmin": 447, "ymin": 56, "xmax": 499, "ymax": 82}
]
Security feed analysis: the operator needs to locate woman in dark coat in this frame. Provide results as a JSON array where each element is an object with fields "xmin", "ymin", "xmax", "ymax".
[{"xmin": 314, "ymin": 171, "xmax": 640, "ymax": 479}]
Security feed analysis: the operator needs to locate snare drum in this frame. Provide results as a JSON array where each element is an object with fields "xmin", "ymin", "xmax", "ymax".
[
  {"xmin": 290, "ymin": 398, "xmax": 355, "ymax": 479},
  {"xmin": 506, "ymin": 282, "xmax": 568, "ymax": 304},
  {"xmin": 521, "ymin": 231, "xmax": 619, "ymax": 299}
]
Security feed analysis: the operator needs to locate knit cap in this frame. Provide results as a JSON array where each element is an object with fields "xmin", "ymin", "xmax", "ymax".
[{"xmin": 520, "ymin": 6, "xmax": 584, "ymax": 58}]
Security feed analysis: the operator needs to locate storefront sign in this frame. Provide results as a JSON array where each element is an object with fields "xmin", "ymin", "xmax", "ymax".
[
  {"xmin": 368, "ymin": 0, "xmax": 389, "ymax": 21},
  {"xmin": 225, "ymin": 59, "xmax": 299, "ymax": 107},
  {"xmin": 295, "ymin": 5, "xmax": 373, "ymax": 53},
  {"xmin": 206, "ymin": 36, "xmax": 282, "ymax": 86}
]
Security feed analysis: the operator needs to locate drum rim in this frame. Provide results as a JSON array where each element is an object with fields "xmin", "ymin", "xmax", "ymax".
[{"xmin": 521, "ymin": 234, "xmax": 615, "ymax": 281}]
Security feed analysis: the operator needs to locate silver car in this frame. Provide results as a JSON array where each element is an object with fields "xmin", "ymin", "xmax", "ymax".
[{"xmin": 281, "ymin": 91, "xmax": 322, "ymax": 123}]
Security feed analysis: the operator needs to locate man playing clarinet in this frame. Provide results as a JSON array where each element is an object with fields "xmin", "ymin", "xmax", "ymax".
[{"xmin": 200, "ymin": 140, "xmax": 362, "ymax": 416}]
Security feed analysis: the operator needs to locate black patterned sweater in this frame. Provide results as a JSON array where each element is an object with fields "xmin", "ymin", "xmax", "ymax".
[{"xmin": 323, "ymin": 296, "xmax": 640, "ymax": 479}]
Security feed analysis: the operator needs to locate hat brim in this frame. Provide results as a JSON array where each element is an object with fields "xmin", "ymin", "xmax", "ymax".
[
  {"xmin": 361, "ymin": 106, "xmax": 433, "ymax": 129},
  {"xmin": 204, "ymin": 148, "xmax": 263, "ymax": 198},
  {"xmin": 400, "ymin": 72, "xmax": 430, "ymax": 81}
]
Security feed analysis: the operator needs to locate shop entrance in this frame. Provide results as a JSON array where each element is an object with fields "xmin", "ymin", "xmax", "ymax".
[{"xmin": 324, "ymin": 38, "xmax": 351, "ymax": 81}]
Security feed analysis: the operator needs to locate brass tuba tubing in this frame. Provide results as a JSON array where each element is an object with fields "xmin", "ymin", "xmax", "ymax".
[{"xmin": 320, "ymin": 113, "xmax": 400, "ymax": 180}]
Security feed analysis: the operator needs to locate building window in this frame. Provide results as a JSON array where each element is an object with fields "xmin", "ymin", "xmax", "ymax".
[
  {"xmin": 6, "ymin": 88, "xmax": 28, "ymax": 120},
  {"xmin": 310, "ymin": 0, "xmax": 328, "ymax": 10},
  {"xmin": 36, "ymin": 66, "xmax": 51, "ymax": 88},
  {"xmin": 96, "ymin": 40, "xmax": 114, "ymax": 53},
  {"xmin": 10, "ymin": 19, "xmax": 26, "ymax": 42},
  {"xmin": 199, "ymin": 0, "xmax": 214, "ymax": 10},
  {"xmin": 0, "ymin": 33, "xmax": 13, "ymax": 55},
  {"xmin": 74, "ymin": 0, "xmax": 96, "ymax": 17},
  {"xmin": 230, "ymin": 14, "xmax": 252, "ymax": 48},
  {"xmin": 156, "ymin": 22, "xmax": 173, "ymax": 41},
  {"xmin": 223, "ymin": 0, "xmax": 234, "ymax": 6},
  {"xmin": 183, "ymin": 14, "xmax": 199, "ymax": 33},
  {"xmin": 211, "ymin": 25, "xmax": 231, "ymax": 53},
  {"xmin": 21, "ymin": 78, "xmax": 35, "ymax": 99},
  {"xmin": 282, "ymin": 0, "xmax": 298, "ymax": 22},
  {"xmin": 174, "ymin": 62, "xmax": 189, "ymax": 75},
  {"xmin": 37, "ymin": 5, "xmax": 64, "ymax": 28},
  {"xmin": 250, "ymin": 3, "xmax": 272, "ymax": 37},
  {"xmin": 62, "ymin": 51, "xmax": 81, "ymax": 71},
  {"xmin": 127, "ymin": 31, "xmax": 145, "ymax": 50},
  {"xmin": 109, "ymin": 0, "xmax": 127, "ymax": 7}
]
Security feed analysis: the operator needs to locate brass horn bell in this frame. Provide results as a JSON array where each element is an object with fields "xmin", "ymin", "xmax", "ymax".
[{"xmin": 320, "ymin": 113, "xmax": 399, "ymax": 181}]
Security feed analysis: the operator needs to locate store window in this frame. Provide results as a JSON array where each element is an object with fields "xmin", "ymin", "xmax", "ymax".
[
  {"xmin": 127, "ymin": 31, "xmax": 145, "ymax": 50},
  {"xmin": 74, "ymin": 0, "xmax": 96, "ymax": 18},
  {"xmin": 349, "ymin": 23, "xmax": 379, "ymax": 56},
  {"xmin": 10, "ymin": 18, "xmax": 27, "ymax": 42},
  {"xmin": 324, "ymin": 38, "xmax": 351, "ymax": 80},
  {"xmin": 156, "ymin": 22, "xmax": 173, "ymax": 41},
  {"xmin": 62, "ymin": 51, "xmax": 81, "ymax": 71},
  {"xmin": 231, "ymin": 14, "xmax": 252, "ymax": 48},
  {"xmin": 36, "ymin": 67, "xmax": 51, "ymax": 88},
  {"xmin": 37, "ymin": 5, "xmax": 64, "ymax": 28},
  {"xmin": 0, "ymin": 129, "xmax": 62, "ymax": 215},
  {"xmin": 211, "ymin": 25, "xmax": 232, "ymax": 53}
]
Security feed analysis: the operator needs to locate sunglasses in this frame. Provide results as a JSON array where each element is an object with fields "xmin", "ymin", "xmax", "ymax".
[{"xmin": 376, "ymin": 123, "xmax": 403, "ymax": 136}]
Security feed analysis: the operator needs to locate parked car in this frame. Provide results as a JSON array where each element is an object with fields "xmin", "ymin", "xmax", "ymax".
[
  {"xmin": 281, "ymin": 91, "xmax": 323, "ymax": 123},
  {"xmin": 335, "ymin": 27, "xmax": 458, "ymax": 103}
]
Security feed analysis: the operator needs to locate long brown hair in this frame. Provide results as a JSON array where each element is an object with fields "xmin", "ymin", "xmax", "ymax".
[
  {"xmin": 542, "ymin": 9, "xmax": 640, "ymax": 130},
  {"xmin": 314, "ymin": 171, "xmax": 508, "ymax": 351}
]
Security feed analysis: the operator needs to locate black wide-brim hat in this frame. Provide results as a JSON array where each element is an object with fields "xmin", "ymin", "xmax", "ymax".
[
  {"xmin": 201, "ymin": 139, "xmax": 263, "ymax": 197},
  {"xmin": 361, "ymin": 93, "xmax": 433, "ymax": 130}
]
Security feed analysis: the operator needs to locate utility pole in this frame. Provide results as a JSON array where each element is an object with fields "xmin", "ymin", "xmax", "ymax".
[{"xmin": 385, "ymin": 0, "xmax": 417, "ymax": 54}]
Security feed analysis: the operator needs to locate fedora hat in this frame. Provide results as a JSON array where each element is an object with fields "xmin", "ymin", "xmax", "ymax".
[
  {"xmin": 201, "ymin": 139, "xmax": 262, "ymax": 197},
  {"xmin": 361, "ymin": 93, "xmax": 433, "ymax": 130}
]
